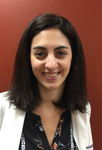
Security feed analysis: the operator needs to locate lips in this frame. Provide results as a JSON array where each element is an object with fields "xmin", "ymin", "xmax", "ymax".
[{"xmin": 42, "ymin": 72, "xmax": 60, "ymax": 78}]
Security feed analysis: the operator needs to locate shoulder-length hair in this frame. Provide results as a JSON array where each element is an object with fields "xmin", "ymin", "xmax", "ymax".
[{"xmin": 8, "ymin": 13, "xmax": 88, "ymax": 112}]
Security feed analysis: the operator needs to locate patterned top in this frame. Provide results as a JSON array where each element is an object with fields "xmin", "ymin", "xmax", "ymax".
[{"xmin": 19, "ymin": 111, "xmax": 79, "ymax": 150}]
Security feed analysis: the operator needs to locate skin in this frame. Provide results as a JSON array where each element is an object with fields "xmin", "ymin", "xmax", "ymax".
[
  {"xmin": 30, "ymin": 28, "xmax": 72, "ymax": 146},
  {"xmin": 30, "ymin": 29, "xmax": 72, "ymax": 97}
]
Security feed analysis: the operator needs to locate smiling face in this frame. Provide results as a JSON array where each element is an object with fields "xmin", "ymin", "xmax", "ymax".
[{"xmin": 30, "ymin": 29, "xmax": 72, "ymax": 91}]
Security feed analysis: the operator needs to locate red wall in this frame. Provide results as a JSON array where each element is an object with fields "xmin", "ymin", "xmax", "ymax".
[{"xmin": 0, "ymin": 0, "xmax": 102, "ymax": 149}]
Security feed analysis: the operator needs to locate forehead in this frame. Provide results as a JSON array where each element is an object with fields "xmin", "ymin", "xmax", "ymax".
[{"xmin": 31, "ymin": 29, "xmax": 71, "ymax": 47}]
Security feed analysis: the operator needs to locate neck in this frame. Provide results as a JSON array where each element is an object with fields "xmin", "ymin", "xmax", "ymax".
[
  {"xmin": 32, "ymin": 83, "xmax": 65, "ymax": 117},
  {"xmin": 38, "ymin": 83, "xmax": 64, "ymax": 104}
]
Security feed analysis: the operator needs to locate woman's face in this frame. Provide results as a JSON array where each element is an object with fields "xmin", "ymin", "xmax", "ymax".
[{"xmin": 30, "ymin": 29, "xmax": 72, "ymax": 91}]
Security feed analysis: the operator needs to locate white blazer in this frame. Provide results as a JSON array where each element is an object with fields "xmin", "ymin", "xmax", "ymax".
[{"xmin": 0, "ymin": 92, "xmax": 93, "ymax": 150}]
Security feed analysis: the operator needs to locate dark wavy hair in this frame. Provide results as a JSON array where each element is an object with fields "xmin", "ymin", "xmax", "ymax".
[{"xmin": 8, "ymin": 13, "xmax": 88, "ymax": 112}]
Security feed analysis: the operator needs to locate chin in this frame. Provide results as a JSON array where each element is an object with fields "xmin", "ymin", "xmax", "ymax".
[
  {"xmin": 45, "ymin": 86, "xmax": 58, "ymax": 90},
  {"xmin": 44, "ymin": 84, "xmax": 63, "ymax": 90},
  {"xmin": 38, "ymin": 81, "xmax": 64, "ymax": 91}
]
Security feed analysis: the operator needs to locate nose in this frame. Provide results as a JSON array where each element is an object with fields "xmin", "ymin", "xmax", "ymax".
[{"xmin": 45, "ymin": 55, "xmax": 58, "ymax": 70}]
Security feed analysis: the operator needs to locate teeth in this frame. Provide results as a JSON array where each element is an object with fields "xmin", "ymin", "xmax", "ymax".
[{"xmin": 44, "ymin": 73, "xmax": 58, "ymax": 77}]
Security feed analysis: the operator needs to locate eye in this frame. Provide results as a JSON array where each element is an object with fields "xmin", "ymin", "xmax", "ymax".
[
  {"xmin": 34, "ymin": 51, "xmax": 47, "ymax": 59},
  {"xmin": 35, "ymin": 52, "xmax": 45, "ymax": 56},
  {"xmin": 56, "ymin": 51, "xmax": 67, "ymax": 58},
  {"xmin": 57, "ymin": 51, "xmax": 66, "ymax": 55}
]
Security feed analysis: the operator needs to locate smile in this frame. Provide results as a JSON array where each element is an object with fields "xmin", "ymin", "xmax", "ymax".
[
  {"xmin": 44, "ymin": 73, "xmax": 58, "ymax": 77},
  {"xmin": 42, "ymin": 72, "xmax": 60, "ymax": 78}
]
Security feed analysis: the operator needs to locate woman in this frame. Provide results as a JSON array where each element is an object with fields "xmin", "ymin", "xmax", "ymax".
[{"xmin": 0, "ymin": 13, "xmax": 93, "ymax": 150}]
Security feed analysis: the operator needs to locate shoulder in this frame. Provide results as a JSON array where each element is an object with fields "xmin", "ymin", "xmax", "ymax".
[
  {"xmin": 0, "ymin": 91, "xmax": 26, "ymax": 127},
  {"xmin": 0, "ymin": 91, "xmax": 8, "ymax": 97},
  {"xmin": 71, "ymin": 103, "xmax": 92, "ymax": 128},
  {"xmin": 73, "ymin": 103, "xmax": 91, "ymax": 116},
  {"xmin": 0, "ymin": 91, "xmax": 10, "ymax": 103},
  {"xmin": 0, "ymin": 91, "xmax": 11, "ymax": 111},
  {"xmin": 86, "ymin": 102, "xmax": 91, "ymax": 113},
  {"xmin": 0, "ymin": 91, "xmax": 11, "ymax": 129}
]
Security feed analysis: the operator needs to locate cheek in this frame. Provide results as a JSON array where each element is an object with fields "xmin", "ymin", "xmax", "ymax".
[
  {"xmin": 30, "ymin": 58, "xmax": 43, "ymax": 75},
  {"xmin": 62, "ymin": 59, "xmax": 72, "ymax": 70}
]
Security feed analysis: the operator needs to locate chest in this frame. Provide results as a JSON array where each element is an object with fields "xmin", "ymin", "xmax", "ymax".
[{"xmin": 19, "ymin": 111, "xmax": 78, "ymax": 150}]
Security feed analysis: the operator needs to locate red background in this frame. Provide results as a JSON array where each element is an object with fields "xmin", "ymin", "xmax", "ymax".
[{"xmin": 0, "ymin": 0, "xmax": 102, "ymax": 149}]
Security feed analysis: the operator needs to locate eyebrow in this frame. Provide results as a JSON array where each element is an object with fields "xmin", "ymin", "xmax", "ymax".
[
  {"xmin": 33, "ymin": 45, "xmax": 69, "ymax": 51},
  {"xmin": 33, "ymin": 46, "xmax": 47, "ymax": 50},
  {"xmin": 55, "ymin": 46, "xmax": 69, "ymax": 50}
]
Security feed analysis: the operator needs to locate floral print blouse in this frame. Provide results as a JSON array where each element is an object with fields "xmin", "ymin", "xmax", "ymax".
[{"xmin": 19, "ymin": 110, "xmax": 79, "ymax": 150}]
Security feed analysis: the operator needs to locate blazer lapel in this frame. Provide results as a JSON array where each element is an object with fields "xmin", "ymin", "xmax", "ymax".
[
  {"xmin": 71, "ymin": 104, "xmax": 93, "ymax": 150},
  {"xmin": 72, "ymin": 111, "xmax": 88, "ymax": 150}
]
